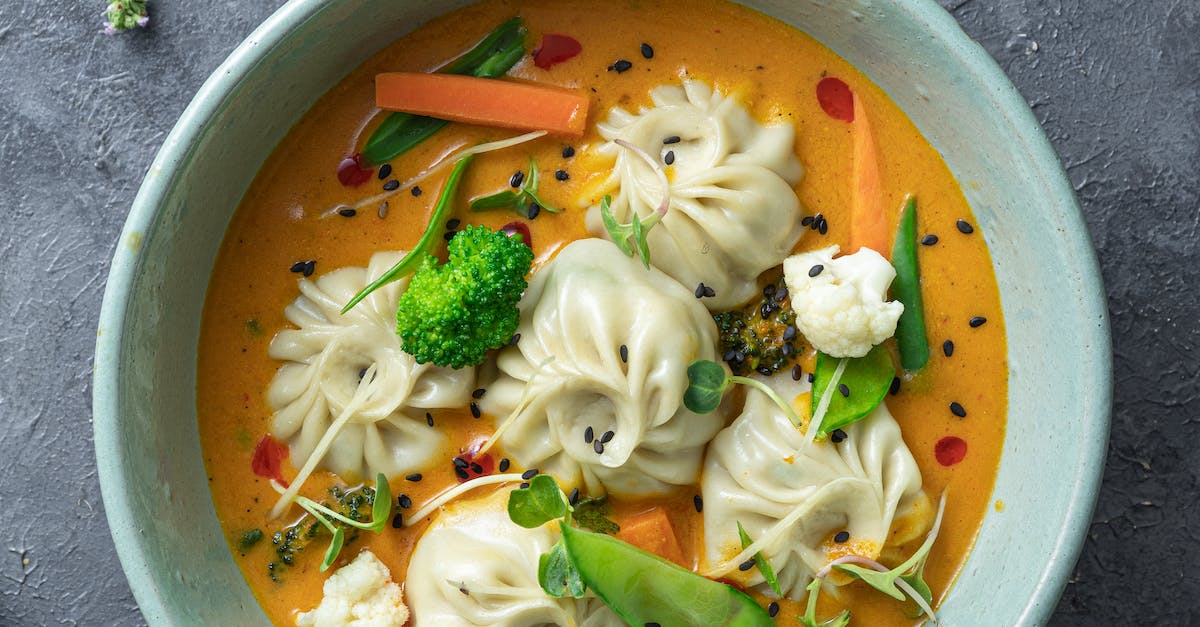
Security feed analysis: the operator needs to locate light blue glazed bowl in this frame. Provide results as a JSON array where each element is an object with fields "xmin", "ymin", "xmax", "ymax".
[{"xmin": 94, "ymin": 0, "xmax": 1111, "ymax": 624}]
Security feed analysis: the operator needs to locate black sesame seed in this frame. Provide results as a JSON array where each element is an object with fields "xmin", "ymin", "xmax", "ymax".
[
  {"xmin": 791, "ymin": 364, "xmax": 803, "ymax": 381},
  {"xmin": 426, "ymin": 412, "xmax": 434, "ymax": 427},
  {"xmin": 498, "ymin": 458, "xmax": 511, "ymax": 472},
  {"xmin": 509, "ymin": 333, "xmax": 522, "ymax": 346},
  {"xmin": 695, "ymin": 282, "xmax": 707, "ymax": 298},
  {"xmin": 454, "ymin": 467, "xmax": 469, "ymax": 480},
  {"xmin": 443, "ymin": 230, "xmax": 457, "ymax": 241},
  {"xmin": 289, "ymin": 261, "xmax": 307, "ymax": 273},
  {"xmin": 472, "ymin": 387, "xmax": 487, "ymax": 399},
  {"xmin": 410, "ymin": 186, "xmax": 422, "ymax": 197},
  {"xmin": 398, "ymin": 494, "xmax": 412, "ymax": 509},
  {"xmin": 831, "ymin": 428, "xmax": 847, "ymax": 443},
  {"xmin": 569, "ymin": 487, "xmax": 580, "ymax": 506},
  {"xmin": 585, "ymin": 426, "xmax": 594, "ymax": 443},
  {"xmin": 663, "ymin": 135, "xmax": 681, "ymax": 144},
  {"xmin": 391, "ymin": 513, "xmax": 403, "ymax": 528},
  {"xmin": 834, "ymin": 530, "xmax": 850, "ymax": 543},
  {"xmin": 446, "ymin": 218, "xmax": 462, "ymax": 230},
  {"xmin": 943, "ymin": 340, "xmax": 955, "ymax": 357},
  {"xmin": 734, "ymin": 350, "xmax": 746, "ymax": 362},
  {"xmin": 302, "ymin": 260, "xmax": 316, "ymax": 277},
  {"xmin": 601, "ymin": 430, "xmax": 615, "ymax": 444},
  {"xmin": 519, "ymin": 482, "xmax": 529, "ymax": 489},
  {"xmin": 760, "ymin": 302, "xmax": 775, "ymax": 317},
  {"xmin": 889, "ymin": 376, "xmax": 901, "ymax": 396},
  {"xmin": 608, "ymin": 59, "xmax": 633, "ymax": 73},
  {"xmin": 521, "ymin": 469, "xmax": 539, "ymax": 480},
  {"xmin": 594, "ymin": 440, "xmax": 604, "ymax": 454},
  {"xmin": 956, "ymin": 219, "xmax": 975, "ymax": 234},
  {"xmin": 763, "ymin": 283, "xmax": 776, "ymax": 297},
  {"xmin": 784, "ymin": 325, "xmax": 797, "ymax": 341},
  {"xmin": 781, "ymin": 342, "xmax": 794, "ymax": 357},
  {"xmin": 452, "ymin": 457, "xmax": 469, "ymax": 468},
  {"xmin": 382, "ymin": 179, "xmax": 400, "ymax": 191},
  {"xmin": 694, "ymin": 494, "xmax": 703, "ymax": 513},
  {"xmin": 562, "ymin": 146, "xmax": 576, "ymax": 158},
  {"xmin": 470, "ymin": 462, "xmax": 483, "ymax": 474},
  {"xmin": 809, "ymin": 264, "xmax": 824, "ymax": 278},
  {"xmin": 838, "ymin": 383, "xmax": 850, "ymax": 398},
  {"xmin": 950, "ymin": 402, "xmax": 967, "ymax": 418},
  {"xmin": 555, "ymin": 169, "xmax": 569, "ymax": 181},
  {"xmin": 723, "ymin": 351, "xmax": 738, "ymax": 363},
  {"xmin": 527, "ymin": 204, "xmax": 541, "ymax": 220},
  {"xmin": 378, "ymin": 201, "xmax": 389, "ymax": 219},
  {"xmin": 620, "ymin": 344, "xmax": 629, "ymax": 363},
  {"xmin": 640, "ymin": 42, "xmax": 654, "ymax": 59},
  {"xmin": 818, "ymin": 217, "xmax": 829, "ymax": 235},
  {"xmin": 921, "ymin": 234, "xmax": 939, "ymax": 246},
  {"xmin": 470, "ymin": 402, "xmax": 481, "ymax": 418},
  {"xmin": 509, "ymin": 170, "xmax": 525, "ymax": 188},
  {"xmin": 664, "ymin": 150, "xmax": 675, "ymax": 165},
  {"xmin": 801, "ymin": 216, "xmax": 814, "ymax": 227},
  {"xmin": 756, "ymin": 366, "xmax": 773, "ymax": 376},
  {"xmin": 774, "ymin": 287, "xmax": 789, "ymax": 302},
  {"xmin": 808, "ymin": 373, "xmax": 815, "ymax": 383},
  {"xmin": 969, "ymin": 316, "xmax": 988, "ymax": 328},
  {"xmin": 338, "ymin": 208, "xmax": 357, "ymax": 217},
  {"xmin": 703, "ymin": 285, "xmax": 716, "ymax": 298},
  {"xmin": 377, "ymin": 163, "xmax": 393, "ymax": 180},
  {"xmin": 768, "ymin": 602, "xmax": 780, "ymax": 618},
  {"xmin": 739, "ymin": 559, "xmax": 756, "ymax": 572},
  {"xmin": 405, "ymin": 473, "xmax": 422, "ymax": 482}
]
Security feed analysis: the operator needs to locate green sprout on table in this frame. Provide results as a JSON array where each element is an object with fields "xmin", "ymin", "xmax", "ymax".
[{"xmin": 105, "ymin": 0, "xmax": 150, "ymax": 33}]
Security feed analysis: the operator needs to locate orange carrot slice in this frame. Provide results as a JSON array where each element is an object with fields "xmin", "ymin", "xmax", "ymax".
[
  {"xmin": 847, "ymin": 93, "xmax": 890, "ymax": 257},
  {"xmin": 615, "ymin": 507, "xmax": 685, "ymax": 566},
  {"xmin": 375, "ymin": 72, "xmax": 589, "ymax": 136}
]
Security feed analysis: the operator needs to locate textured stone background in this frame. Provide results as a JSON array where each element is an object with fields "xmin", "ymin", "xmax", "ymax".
[{"xmin": 0, "ymin": 1, "xmax": 1195, "ymax": 625}]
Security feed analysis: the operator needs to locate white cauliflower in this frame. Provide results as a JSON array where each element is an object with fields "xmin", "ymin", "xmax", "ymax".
[
  {"xmin": 783, "ymin": 245, "xmax": 904, "ymax": 358},
  {"xmin": 296, "ymin": 551, "xmax": 409, "ymax": 627}
]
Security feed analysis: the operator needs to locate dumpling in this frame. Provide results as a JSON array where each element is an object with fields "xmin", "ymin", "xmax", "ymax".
[
  {"xmin": 584, "ymin": 80, "xmax": 804, "ymax": 310},
  {"xmin": 406, "ymin": 489, "xmax": 622, "ymax": 627},
  {"xmin": 701, "ymin": 389, "xmax": 928, "ymax": 600},
  {"xmin": 480, "ymin": 238, "xmax": 724, "ymax": 496},
  {"xmin": 267, "ymin": 251, "xmax": 473, "ymax": 481}
]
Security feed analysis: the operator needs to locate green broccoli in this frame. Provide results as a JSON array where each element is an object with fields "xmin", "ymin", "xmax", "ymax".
[
  {"xmin": 396, "ymin": 225, "xmax": 534, "ymax": 368},
  {"xmin": 712, "ymin": 274, "xmax": 804, "ymax": 377}
]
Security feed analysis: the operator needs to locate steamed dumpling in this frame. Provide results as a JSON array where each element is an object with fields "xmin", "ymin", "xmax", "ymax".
[
  {"xmin": 701, "ymin": 390, "xmax": 927, "ymax": 600},
  {"xmin": 406, "ymin": 489, "xmax": 621, "ymax": 627},
  {"xmin": 267, "ymin": 251, "xmax": 473, "ymax": 480},
  {"xmin": 480, "ymin": 238, "xmax": 724, "ymax": 496},
  {"xmin": 584, "ymin": 80, "xmax": 804, "ymax": 310}
]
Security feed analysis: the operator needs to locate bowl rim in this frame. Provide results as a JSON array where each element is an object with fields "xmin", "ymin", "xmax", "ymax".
[{"xmin": 93, "ymin": 0, "xmax": 1112, "ymax": 624}]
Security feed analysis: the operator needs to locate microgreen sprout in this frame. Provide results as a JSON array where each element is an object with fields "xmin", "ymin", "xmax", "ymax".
[
  {"xmin": 800, "ymin": 578, "xmax": 851, "ymax": 627},
  {"xmin": 471, "ymin": 157, "xmax": 562, "ymax": 218},
  {"xmin": 737, "ymin": 521, "xmax": 782, "ymax": 597},
  {"xmin": 684, "ymin": 359, "xmax": 802, "ymax": 427},
  {"xmin": 284, "ymin": 474, "xmax": 392, "ymax": 572},
  {"xmin": 599, "ymin": 195, "xmax": 659, "ymax": 269},
  {"xmin": 104, "ymin": 0, "xmax": 149, "ymax": 34},
  {"xmin": 506, "ymin": 475, "xmax": 586, "ymax": 598}
]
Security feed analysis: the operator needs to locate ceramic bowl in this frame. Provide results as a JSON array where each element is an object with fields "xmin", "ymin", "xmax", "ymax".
[{"xmin": 94, "ymin": 0, "xmax": 1111, "ymax": 624}]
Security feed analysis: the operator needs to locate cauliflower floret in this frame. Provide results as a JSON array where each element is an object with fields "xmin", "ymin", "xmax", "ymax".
[
  {"xmin": 296, "ymin": 551, "xmax": 408, "ymax": 627},
  {"xmin": 783, "ymin": 244, "xmax": 903, "ymax": 358}
]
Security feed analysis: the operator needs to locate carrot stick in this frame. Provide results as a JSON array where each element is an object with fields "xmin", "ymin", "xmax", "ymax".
[
  {"xmin": 375, "ymin": 72, "xmax": 589, "ymax": 137},
  {"xmin": 847, "ymin": 93, "xmax": 890, "ymax": 257},
  {"xmin": 615, "ymin": 507, "xmax": 685, "ymax": 566}
]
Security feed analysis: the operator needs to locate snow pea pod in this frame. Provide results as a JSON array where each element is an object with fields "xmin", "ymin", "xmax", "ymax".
[
  {"xmin": 560, "ymin": 524, "xmax": 773, "ymax": 626},
  {"xmin": 361, "ymin": 17, "xmax": 527, "ymax": 165},
  {"xmin": 891, "ymin": 197, "xmax": 930, "ymax": 371}
]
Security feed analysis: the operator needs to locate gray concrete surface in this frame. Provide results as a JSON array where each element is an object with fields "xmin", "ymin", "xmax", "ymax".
[{"xmin": 0, "ymin": 1, "xmax": 1195, "ymax": 625}]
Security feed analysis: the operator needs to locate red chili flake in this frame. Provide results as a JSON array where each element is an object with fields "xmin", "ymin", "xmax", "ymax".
[
  {"xmin": 336, "ymin": 152, "xmax": 374, "ymax": 187},
  {"xmin": 935, "ymin": 436, "xmax": 968, "ymax": 467},
  {"xmin": 251, "ymin": 435, "xmax": 290, "ymax": 486},
  {"xmin": 532, "ymin": 34, "xmax": 582, "ymax": 70},
  {"xmin": 816, "ymin": 77, "xmax": 855, "ymax": 122},
  {"xmin": 500, "ymin": 221, "xmax": 533, "ymax": 251}
]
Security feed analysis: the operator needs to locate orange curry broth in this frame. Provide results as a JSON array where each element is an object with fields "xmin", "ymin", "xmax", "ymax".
[{"xmin": 196, "ymin": 0, "xmax": 1007, "ymax": 624}]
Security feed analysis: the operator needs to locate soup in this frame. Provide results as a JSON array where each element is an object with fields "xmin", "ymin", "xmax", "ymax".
[{"xmin": 197, "ymin": 0, "xmax": 1006, "ymax": 624}]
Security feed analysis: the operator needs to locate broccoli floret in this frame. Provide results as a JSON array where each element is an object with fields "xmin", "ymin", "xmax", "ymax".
[
  {"xmin": 712, "ymin": 274, "xmax": 803, "ymax": 377},
  {"xmin": 396, "ymin": 225, "xmax": 534, "ymax": 368}
]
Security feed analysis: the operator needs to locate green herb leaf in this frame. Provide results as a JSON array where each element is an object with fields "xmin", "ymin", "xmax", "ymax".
[
  {"xmin": 369, "ymin": 473, "xmax": 392, "ymax": 533},
  {"xmin": 832, "ymin": 564, "xmax": 907, "ymax": 601},
  {"xmin": 598, "ymin": 194, "xmax": 659, "ymax": 267},
  {"xmin": 538, "ymin": 539, "xmax": 587, "ymax": 598},
  {"xmin": 600, "ymin": 196, "xmax": 635, "ymax": 256},
  {"xmin": 342, "ymin": 153, "xmax": 474, "ymax": 313},
  {"xmin": 470, "ymin": 190, "xmax": 522, "ymax": 210},
  {"xmin": 320, "ymin": 527, "xmax": 345, "ymax": 572},
  {"xmin": 574, "ymin": 496, "xmax": 620, "ymax": 535},
  {"xmin": 810, "ymin": 344, "xmax": 894, "ymax": 438},
  {"xmin": 684, "ymin": 360, "xmax": 730, "ymax": 413},
  {"xmin": 507, "ymin": 474, "xmax": 569, "ymax": 528},
  {"xmin": 737, "ymin": 522, "xmax": 782, "ymax": 597}
]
